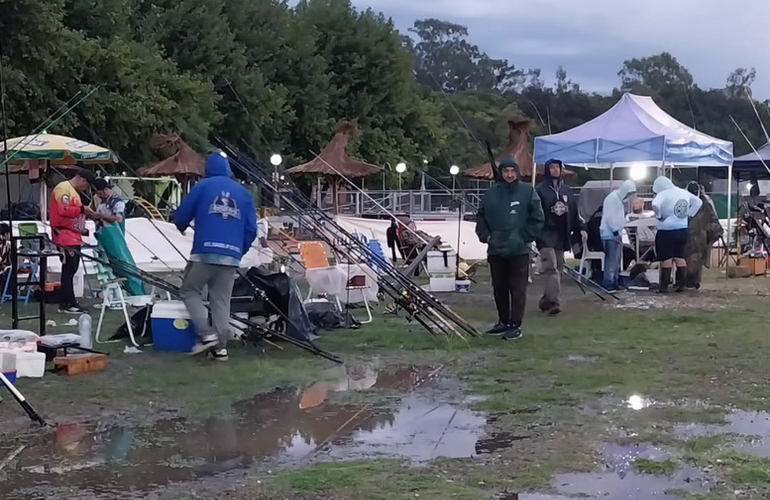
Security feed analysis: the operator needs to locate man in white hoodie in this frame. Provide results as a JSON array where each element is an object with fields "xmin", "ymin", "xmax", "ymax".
[
  {"xmin": 651, "ymin": 176, "xmax": 702, "ymax": 292},
  {"xmin": 599, "ymin": 180, "xmax": 636, "ymax": 290}
]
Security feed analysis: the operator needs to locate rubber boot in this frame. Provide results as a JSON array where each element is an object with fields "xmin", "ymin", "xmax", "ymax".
[
  {"xmin": 658, "ymin": 267, "xmax": 672, "ymax": 293},
  {"xmin": 675, "ymin": 267, "xmax": 687, "ymax": 293}
]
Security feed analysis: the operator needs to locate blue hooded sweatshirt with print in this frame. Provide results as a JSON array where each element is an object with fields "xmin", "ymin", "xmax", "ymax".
[{"xmin": 174, "ymin": 153, "xmax": 258, "ymax": 264}]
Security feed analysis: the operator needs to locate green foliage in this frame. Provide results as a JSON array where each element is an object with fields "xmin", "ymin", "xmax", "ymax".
[{"xmin": 2, "ymin": 2, "xmax": 770, "ymax": 179}]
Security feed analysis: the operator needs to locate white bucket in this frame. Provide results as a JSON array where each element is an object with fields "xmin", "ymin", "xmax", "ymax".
[{"xmin": 455, "ymin": 280, "xmax": 471, "ymax": 293}]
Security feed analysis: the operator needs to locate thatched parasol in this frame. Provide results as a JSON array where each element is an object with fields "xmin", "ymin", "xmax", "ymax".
[
  {"xmin": 463, "ymin": 119, "xmax": 575, "ymax": 181},
  {"xmin": 139, "ymin": 134, "xmax": 205, "ymax": 178},
  {"xmin": 287, "ymin": 123, "xmax": 381, "ymax": 213}
]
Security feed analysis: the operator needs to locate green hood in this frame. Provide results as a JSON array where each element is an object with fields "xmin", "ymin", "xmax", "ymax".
[{"xmin": 496, "ymin": 155, "xmax": 521, "ymax": 186}]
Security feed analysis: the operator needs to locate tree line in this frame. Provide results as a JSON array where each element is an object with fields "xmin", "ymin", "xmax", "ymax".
[{"xmin": 1, "ymin": 1, "xmax": 768, "ymax": 188}]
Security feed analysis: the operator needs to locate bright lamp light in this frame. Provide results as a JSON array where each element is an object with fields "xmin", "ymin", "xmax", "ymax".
[
  {"xmin": 270, "ymin": 153, "xmax": 283, "ymax": 166},
  {"xmin": 629, "ymin": 163, "xmax": 647, "ymax": 182},
  {"xmin": 449, "ymin": 165, "xmax": 460, "ymax": 176},
  {"xmin": 396, "ymin": 162, "xmax": 407, "ymax": 173}
]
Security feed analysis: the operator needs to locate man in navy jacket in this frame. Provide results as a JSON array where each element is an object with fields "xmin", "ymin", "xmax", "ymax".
[{"xmin": 175, "ymin": 152, "xmax": 258, "ymax": 361}]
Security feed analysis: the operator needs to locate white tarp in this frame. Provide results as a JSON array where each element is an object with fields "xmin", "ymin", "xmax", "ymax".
[
  {"xmin": 12, "ymin": 218, "xmax": 273, "ymax": 274},
  {"xmin": 534, "ymin": 93, "xmax": 734, "ymax": 167},
  {"xmin": 335, "ymin": 216, "xmax": 488, "ymax": 261}
]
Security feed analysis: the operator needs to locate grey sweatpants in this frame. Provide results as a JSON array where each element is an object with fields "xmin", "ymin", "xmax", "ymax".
[
  {"xmin": 539, "ymin": 248, "xmax": 565, "ymax": 308},
  {"xmin": 179, "ymin": 261, "xmax": 237, "ymax": 345}
]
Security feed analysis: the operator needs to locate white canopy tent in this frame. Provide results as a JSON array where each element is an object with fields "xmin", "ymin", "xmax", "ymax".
[
  {"xmin": 534, "ymin": 93, "xmax": 735, "ymax": 265},
  {"xmin": 533, "ymin": 93, "xmax": 734, "ymax": 169}
]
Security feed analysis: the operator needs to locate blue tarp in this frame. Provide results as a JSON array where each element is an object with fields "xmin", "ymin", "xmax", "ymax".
[{"xmin": 534, "ymin": 93, "xmax": 734, "ymax": 168}]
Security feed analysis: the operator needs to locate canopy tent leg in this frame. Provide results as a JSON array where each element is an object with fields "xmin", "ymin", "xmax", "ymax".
[{"xmin": 726, "ymin": 163, "xmax": 733, "ymax": 279}]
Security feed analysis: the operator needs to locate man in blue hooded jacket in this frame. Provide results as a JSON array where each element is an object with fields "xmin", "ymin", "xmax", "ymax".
[{"xmin": 175, "ymin": 152, "xmax": 258, "ymax": 361}]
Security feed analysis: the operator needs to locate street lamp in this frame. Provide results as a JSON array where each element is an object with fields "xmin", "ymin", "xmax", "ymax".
[
  {"xmin": 270, "ymin": 154, "xmax": 282, "ymax": 167},
  {"xmin": 396, "ymin": 162, "xmax": 406, "ymax": 191},
  {"xmin": 450, "ymin": 165, "xmax": 462, "ymax": 281}
]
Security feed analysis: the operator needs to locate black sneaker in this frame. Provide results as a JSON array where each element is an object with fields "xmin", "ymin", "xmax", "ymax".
[
  {"xmin": 58, "ymin": 305, "xmax": 86, "ymax": 315},
  {"xmin": 502, "ymin": 326, "xmax": 523, "ymax": 341},
  {"xmin": 547, "ymin": 305, "xmax": 561, "ymax": 316},
  {"xmin": 486, "ymin": 323, "xmax": 510, "ymax": 336}
]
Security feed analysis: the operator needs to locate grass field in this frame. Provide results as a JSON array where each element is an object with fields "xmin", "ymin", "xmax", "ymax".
[{"xmin": 2, "ymin": 268, "xmax": 770, "ymax": 500}]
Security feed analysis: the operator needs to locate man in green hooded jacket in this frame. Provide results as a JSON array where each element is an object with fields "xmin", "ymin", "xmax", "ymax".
[{"xmin": 476, "ymin": 156, "xmax": 545, "ymax": 340}]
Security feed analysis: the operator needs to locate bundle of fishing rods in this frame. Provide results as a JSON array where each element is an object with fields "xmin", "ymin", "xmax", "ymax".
[{"xmin": 212, "ymin": 137, "xmax": 480, "ymax": 340}]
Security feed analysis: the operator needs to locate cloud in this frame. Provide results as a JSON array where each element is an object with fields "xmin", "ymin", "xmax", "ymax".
[{"xmin": 354, "ymin": 0, "xmax": 770, "ymax": 98}]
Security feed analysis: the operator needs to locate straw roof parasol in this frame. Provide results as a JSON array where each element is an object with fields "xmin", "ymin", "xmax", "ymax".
[
  {"xmin": 286, "ymin": 123, "xmax": 381, "ymax": 178},
  {"xmin": 138, "ymin": 134, "xmax": 205, "ymax": 178},
  {"xmin": 463, "ymin": 119, "xmax": 575, "ymax": 180}
]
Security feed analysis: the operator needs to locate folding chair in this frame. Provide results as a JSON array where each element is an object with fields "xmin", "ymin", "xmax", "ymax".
[
  {"xmin": 92, "ymin": 247, "xmax": 138, "ymax": 347},
  {"xmin": 299, "ymin": 241, "xmax": 335, "ymax": 301}
]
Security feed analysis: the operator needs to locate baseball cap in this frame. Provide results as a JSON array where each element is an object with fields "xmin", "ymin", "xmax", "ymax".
[
  {"xmin": 93, "ymin": 177, "xmax": 113, "ymax": 191},
  {"xmin": 75, "ymin": 168, "xmax": 97, "ymax": 185}
]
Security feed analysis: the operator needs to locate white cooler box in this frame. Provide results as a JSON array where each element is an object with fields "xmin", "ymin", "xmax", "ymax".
[
  {"xmin": 427, "ymin": 250, "xmax": 457, "ymax": 275},
  {"xmin": 14, "ymin": 352, "xmax": 46, "ymax": 378}
]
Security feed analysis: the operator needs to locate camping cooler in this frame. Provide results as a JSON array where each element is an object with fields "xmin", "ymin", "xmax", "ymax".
[
  {"xmin": 426, "ymin": 250, "xmax": 457, "ymax": 275},
  {"xmin": 14, "ymin": 351, "xmax": 46, "ymax": 378},
  {"xmin": 151, "ymin": 301, "xmax": 198, "ymax": 352}
]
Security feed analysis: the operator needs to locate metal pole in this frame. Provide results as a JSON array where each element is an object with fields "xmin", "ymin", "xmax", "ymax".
[
  {"xmin": 726, "ymin": 162, "xmax": 733, "ymax": 279},
  {"xmin": 453, "ymin": 174, "xmax": 462, "ymax": 280}
]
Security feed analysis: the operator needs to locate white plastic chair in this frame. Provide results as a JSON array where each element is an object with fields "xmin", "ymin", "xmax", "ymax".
[
  {"xmin": 579, "ymin": 251, "xmax": 605, "ymax": 278},
  {"xmin": 95, "ymin": 279, "xmax": 138, "ymax": 347}
]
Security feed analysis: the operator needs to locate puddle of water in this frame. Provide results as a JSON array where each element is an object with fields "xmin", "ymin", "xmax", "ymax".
[
  {"xmin": 548, "ymin": 443, "xmax": 709, "ymax": 499},
  {"xmin": 475, "ymin": 432, "xmax": 530, "ymax": 454},
  {"xmin": 0, "ymin": 364, "xmax": 487, "ymax": 499},
  {"xmin": 553, "ymin": 467, "xmax": 709, "ymax": 499},
  {"xmin": 676, "ymin": 410, "xmax": 770, "ymax": 457}
]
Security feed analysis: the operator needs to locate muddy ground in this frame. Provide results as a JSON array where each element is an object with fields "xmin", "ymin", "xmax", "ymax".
[{"xmin": 2, "ymin": 267, "xmax": 770, "ymax": 500}]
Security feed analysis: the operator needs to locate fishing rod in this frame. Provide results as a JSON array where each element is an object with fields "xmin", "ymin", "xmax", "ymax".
[
  {"xmin": 218, "ymin": 141, "xmax": 478, "ymax": 338},
  {"xmin": 252, "ymin": 150, "xmax": 477, "ymax": 335},
  {"xmin": 0, "ymin": 38, "xmax": 47, "ymax": 427}
]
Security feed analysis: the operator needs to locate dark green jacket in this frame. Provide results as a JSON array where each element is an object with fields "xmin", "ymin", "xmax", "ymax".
[{"xmin": 476, "ymin": 179, "xmax": 545, "ymax": 258}]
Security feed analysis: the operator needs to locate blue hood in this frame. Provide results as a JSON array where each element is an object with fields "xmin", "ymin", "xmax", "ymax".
[{"xmin": 206, "ymin": 153, "xmax": 232, "ymax": 178}]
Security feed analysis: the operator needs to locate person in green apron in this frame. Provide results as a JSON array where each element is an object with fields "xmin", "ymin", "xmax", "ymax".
[
  {"xmin": 94, "ymin": 178, "xmax": 145, "ymax": 296},
  {"xmin": 94, "ymin": 178, "xmax": 126, "ymax": 233}
]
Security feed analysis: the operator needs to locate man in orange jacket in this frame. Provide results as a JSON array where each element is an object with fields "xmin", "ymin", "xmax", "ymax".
[{"xmin": 50, "ymin": 169, "xmax": 101, "ymax": 314}]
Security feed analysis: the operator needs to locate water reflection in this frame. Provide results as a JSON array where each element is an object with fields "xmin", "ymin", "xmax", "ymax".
[{"xmin": 0, "ymin": 364, "xmax": 486, "ymax": 499}]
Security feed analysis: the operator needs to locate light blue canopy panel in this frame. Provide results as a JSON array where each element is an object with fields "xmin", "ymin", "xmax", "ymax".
[{"xmin": 534, "ymin": 93, "xmax": 734, "ymax": 167}]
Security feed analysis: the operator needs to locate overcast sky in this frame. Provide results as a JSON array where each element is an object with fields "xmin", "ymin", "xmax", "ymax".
[{"xmin": 352, "ymin": 0, "xmax": 770, "ymax": 98}]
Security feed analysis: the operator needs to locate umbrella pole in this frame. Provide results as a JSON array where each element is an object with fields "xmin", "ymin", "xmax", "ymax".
[{"xmin": 40, "ymin": 161, "xmax": 48, "ymax": 224}]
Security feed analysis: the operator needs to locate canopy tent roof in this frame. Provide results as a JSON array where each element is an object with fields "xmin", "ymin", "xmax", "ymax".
[
  {"xmin": 533, "ymin": 93, "xmax": 734, "ymax": 168},
  {"xmin": 702, "ymin": 142, "xmax": 770, "ymax": 179},
  {"xmin": 138, "ymin": 134, "xmax": 205, "ymax": 178},
  {"xmin": 286, "ymin": 123, "xmax": 381, "ymax": 178},
  {"xmin": 2, "ymin": 133, "xmax": 113, "ymax": 169},
  {"xmin": 463, "ymin": 119, "xmax": 575, "ymax": 180}
]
